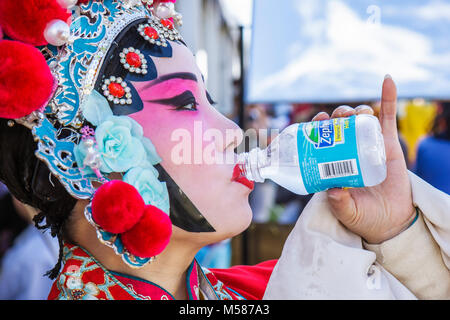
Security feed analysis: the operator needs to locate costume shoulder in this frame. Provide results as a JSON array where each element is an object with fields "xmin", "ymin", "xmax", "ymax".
[
  {"xmin": 210, "ymin": 259, "xmax": 277, "ymax": 300},
  {"xmin": 48, "ymin": 244, "xmax": 138, "ymax": 300}
]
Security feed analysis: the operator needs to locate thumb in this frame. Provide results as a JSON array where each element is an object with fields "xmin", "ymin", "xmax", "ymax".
[
  {"xmin": 379, "ymin": 75, "xmax": 406, "ymax": 161},
  {"xmin": 379, "ymin": 74, "xmax": 399, "ymax": 140},
  {"xmin": 326, "ymin": 188, "xmax": 357, "ymax": 226}
]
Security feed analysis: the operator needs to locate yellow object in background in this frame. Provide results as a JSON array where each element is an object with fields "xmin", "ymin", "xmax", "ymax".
[{"xmin": 398, "ymin": 100, "xmax": 437, "ymax": 164}]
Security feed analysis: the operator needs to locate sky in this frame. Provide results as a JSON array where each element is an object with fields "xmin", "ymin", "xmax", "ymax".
[{"xmin": 245, "ymin": 0, "xmax": 450, "ymax": 103}]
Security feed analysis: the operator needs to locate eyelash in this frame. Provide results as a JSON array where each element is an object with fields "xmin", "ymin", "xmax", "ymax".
[
  {"xmin": 174, "ymin": 91, "xmax": 216, "ymax": 110},
  {"xmin": 173, "ymin": 101, "xmax": 198, "ymax": 111},
  {"xmin": 147, "ymin": 90, "xmax": 199, "ymax": 112},
  {"xmin": 206, "ymin": 91, "xmax": 217, "ymax": 106},
  {"xmin": 173, "ymin": 91, "xmax": 216, "ymax": 111},
  {"xmin": 172, "ymin": 94, "xmax": 198, "ymax": 111}
]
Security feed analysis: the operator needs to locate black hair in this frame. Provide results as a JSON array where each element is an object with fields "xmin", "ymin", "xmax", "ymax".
[
  {"xmin": 431, "ymin": 102, "xmax": 450, "ymax": 140},
  {"xmin": 0, "ymin": 192, "xmax": 29, "ymax": 261},
  {"xmin": 0, "ymin": 119, "xmax": 77, "ymax": 279}
]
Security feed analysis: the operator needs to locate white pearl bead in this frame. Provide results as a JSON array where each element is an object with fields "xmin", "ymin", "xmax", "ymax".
[
  {"xmin": 174, "ymin": 12, "xmax": 183, "ymax": 26},
  {"xmin": 44, "ymin": 20, "xmax": 71, "ymax": 46},
  {"xmin": 156, "ymin": 3, "xmax": 175, "ymax": 19},
  {"xmin": 83, "ymin": 141, "xmax": 102, "ymax": 169},
  {"xmin": 83, "ymin": 139, "xmax": 95, "ymax": 148},
  {"xmin": 122, "ymin": 0, "xmax": 140, "ymax": 9}
]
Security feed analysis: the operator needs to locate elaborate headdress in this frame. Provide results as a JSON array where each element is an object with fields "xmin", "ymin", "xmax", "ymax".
[{"xmin": 0, "ymin": 0, "xmax": 212, "ymax": 270}]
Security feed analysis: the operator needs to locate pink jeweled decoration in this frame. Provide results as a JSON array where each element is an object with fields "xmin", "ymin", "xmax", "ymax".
[
  {"xmin": 108, "ymin": 83, "xmax": 125, "ymax": 98},
  {"xmin": 119, "ymin": 47, "xmax": 148, "ymax": 75},
  {"xmin": 101, "ymin": 76, "xmax": 132, "ymax": 105},
  {"xmin": 137, "ymin": 22, "xmax": 167, "ymax": 47},
  {"xmin": 144, "ymin": 26, "xmax": 158, "ymax": 39},
  {"xmin": 160, "ymin": 18, "xmax": 174, "ymax": 30}
]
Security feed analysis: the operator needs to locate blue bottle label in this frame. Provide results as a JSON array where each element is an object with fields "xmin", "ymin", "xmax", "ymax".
[{"xmin": 297, "ymin": 115, "xmax": 364, "ymax": 194}]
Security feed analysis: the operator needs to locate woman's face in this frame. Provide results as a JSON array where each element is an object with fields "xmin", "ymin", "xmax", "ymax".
[{"xmin": 128, "ymin": 42, "xmax": 253, "ymax": 243}]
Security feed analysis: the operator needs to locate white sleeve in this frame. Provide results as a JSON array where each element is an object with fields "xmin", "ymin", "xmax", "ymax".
[
  {"xmin": 363, "ymin": 210, "xmax": 450, "ymax": 299},
  {"xmin": 263, "ymin": 171, "xmax": 450, "ymax": 300}
]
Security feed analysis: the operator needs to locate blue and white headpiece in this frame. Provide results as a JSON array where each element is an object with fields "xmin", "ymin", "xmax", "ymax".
[{"xmin": 19, "ymin": 0, "xmax": 184, "ymax": 267}]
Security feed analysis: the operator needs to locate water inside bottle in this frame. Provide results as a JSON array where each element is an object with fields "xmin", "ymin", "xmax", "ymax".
[{"xmin": 239, "ymin": 115, "xmax": 386, "ymax": 195}]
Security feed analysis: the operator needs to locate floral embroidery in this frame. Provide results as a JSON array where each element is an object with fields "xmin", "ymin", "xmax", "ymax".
[{"xmin": 65, "ymin": 274, "xmax": 99, "ymax": 300}]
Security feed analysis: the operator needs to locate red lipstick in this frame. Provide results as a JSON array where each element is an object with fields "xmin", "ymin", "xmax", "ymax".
[{"xmin": 232, "ymin": 164, "xmax": 254, "ymax": 190}]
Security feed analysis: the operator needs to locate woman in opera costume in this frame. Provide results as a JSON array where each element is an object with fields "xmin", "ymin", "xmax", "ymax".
[{"xmin": 0, "ymin": 0, "xmax": 448, "ymax": 300}]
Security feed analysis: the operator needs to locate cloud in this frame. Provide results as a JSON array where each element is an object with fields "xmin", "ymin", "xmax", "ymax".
[
  {"xmin": 384, "ymin": 0, "xmax": 450, "ymax": 22},
  {"xmin": 249, "ymin": 0, "xmax": 450, "ymax": 102}
]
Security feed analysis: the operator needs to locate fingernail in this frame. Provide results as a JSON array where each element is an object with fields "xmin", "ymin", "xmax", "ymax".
[
  {"xmin": 313, "ymin": 112, "xmax": 328, "ymax": 121},
  {"xmin": 344, "ymin": 106, "xmax": 354, "ymax": 112},
  {"xmin": 355, "ymin": 105, "xmax": 374, "ymax": 114},
  {"xmin": 384, "ymin": 74, "xmax": 392, "ymax": 80},
  {"xmin": 342, "ymin": 106, "xmax": 354, "ymax": 116}
]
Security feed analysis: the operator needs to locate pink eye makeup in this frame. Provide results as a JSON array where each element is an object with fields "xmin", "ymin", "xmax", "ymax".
[
  {"xmin": 135, "ymin": 72, "xmax": 218, "ymax": 114},
  {"xmin": 136, "ymin": 72, "xmax": 201, "ymax": 109}
]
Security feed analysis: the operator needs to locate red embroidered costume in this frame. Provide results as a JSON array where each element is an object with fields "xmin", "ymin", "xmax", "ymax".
[{"xmin": 49, "ymin": 243, "xmax": 276, "ymax": 300}]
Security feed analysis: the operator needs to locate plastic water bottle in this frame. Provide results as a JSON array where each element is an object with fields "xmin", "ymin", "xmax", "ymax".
[{"xmin": 237, "ymin": 114, "xmax": 386, "ymax": 195}]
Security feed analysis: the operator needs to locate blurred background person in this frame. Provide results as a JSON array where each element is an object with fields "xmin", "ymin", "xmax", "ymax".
[
  {"xmin": 0, "ymin": 184, "xmax": 28, "ymax": 262},
  {"xmin": 271, "ymin": 104, "xmax": 316, "ymax": 225},
  {"xmin": 0, "ymin": 197, "xmax": 58, "ymax": 300},
  {"xmin": 245, "ymin": 104, "xmax": 279, "ymax": 224},
  {"xmin": 414, "ymin": 103, "xmax": 450, "ymax": 195}
]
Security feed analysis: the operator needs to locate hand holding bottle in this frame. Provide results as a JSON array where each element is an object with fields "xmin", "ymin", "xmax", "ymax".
[{"xmin": 314, "ymin": 76, "xmax": 416, "ymax": 244}]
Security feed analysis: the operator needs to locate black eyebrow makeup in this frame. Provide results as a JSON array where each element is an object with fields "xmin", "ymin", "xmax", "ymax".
[
  {"xmin": 142, "ymin": 72, "xmax": 198, "ymax": 91},
  {"xmin": 146, "ymin": 90, "xmax": 198, "ymax": 111}
]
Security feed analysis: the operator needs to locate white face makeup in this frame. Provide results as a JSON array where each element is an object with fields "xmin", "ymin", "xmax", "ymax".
[{"xmin": 129, "ymin": 42, "xmax": 253, "ymax": 243}]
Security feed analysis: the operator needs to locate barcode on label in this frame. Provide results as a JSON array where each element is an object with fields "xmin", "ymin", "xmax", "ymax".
[{"xmin": 318, "ymin": 159, "xmax": 358, "ymax": 179}]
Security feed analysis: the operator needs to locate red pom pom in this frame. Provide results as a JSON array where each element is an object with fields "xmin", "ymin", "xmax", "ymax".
[
  {"xmin": 121, "ymin": 205, "xmax": 172, "ymax": 258},
  {"xmin": 91, "ymin": 180, "xmax": 145, "ymax": 234},
  {"xmin": 77, "ymin": 0, "xmax": 89, "ymax": 4},
  {"xmin": 0, "ymin": 0, "xmax": 71, "ymax": 45},
  {"xmin": 0, "ymin": 40, "xmax": 54, "ymax": 119}
]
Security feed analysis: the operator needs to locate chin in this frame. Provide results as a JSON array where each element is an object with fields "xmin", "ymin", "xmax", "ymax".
[
  {"xmin": 220, "ymin": 200, "xmax": 253, "ymax": 239},
  {"xmin": 172, "ymin": 198, "xmax": 253, "ymax": 247}
]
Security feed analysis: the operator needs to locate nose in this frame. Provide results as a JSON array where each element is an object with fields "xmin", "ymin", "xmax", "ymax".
[{"xmin": 204, "ymin": 108, "xmax": 244, "ymax": 153}]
